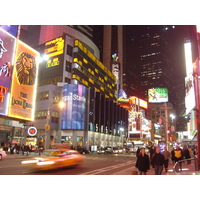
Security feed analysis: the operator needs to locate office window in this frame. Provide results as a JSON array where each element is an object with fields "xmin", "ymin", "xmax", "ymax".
[
  {"xmin": 36, "ymin": 91, "xmax": 49, "ymax": 101},
  {"xmin": 66, "ymin": 60, "xmax": 72, "ymax": 72},
  {"xmin": 67, "ymin": 45, "xmax": 73, "ymax": 56}
]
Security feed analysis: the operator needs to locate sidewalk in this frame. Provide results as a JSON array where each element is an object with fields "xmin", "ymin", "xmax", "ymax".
[
  {"xmin": 112, "ymin": 161, "xmax": 200, "ymax": 175},
  {"xmin": 5, "ymin": 152, "xmax": 42, "ymax": 159}
]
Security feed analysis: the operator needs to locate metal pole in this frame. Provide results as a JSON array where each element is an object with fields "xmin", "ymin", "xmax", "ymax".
[{"xmin": 44, "ymin": 107, "xmax": 50, "ymax": 150}]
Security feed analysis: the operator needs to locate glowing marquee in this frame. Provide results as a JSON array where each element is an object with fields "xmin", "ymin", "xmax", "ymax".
[
  {"xmin": 8, "ymin": 40, "xmax": 40, "ymax": 121},
  {"xmin": 0, "ymin": 28, "xmax": 16, "ymax": 116}
]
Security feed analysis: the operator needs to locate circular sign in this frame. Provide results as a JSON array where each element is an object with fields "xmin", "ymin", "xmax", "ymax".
[{"xmin": 27, "ymin": 127, "xmax": 37, "ymax": 136}]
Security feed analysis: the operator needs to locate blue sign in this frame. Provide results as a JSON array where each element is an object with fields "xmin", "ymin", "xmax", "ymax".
[{"xmin": 61, "ymin": 84, "xmax": 87, "ymax": 130}]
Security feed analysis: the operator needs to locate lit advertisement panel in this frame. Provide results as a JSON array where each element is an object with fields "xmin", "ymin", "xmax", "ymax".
[
  {"xmin": 185, "ymin": 74, "xmax": 195, "ymax": 115},
  {"xmin": 38, "ymin": 36, "xmax": 65, "ymax": 86},
  {"xmin": 130, "ymin": 96, "xmax": 147, "ymax": 109},
  {"xmin": 73, "ymin": 40, "xmax": 117, "ymax": 100},
  {"xmin": 8, "ymin": 40, "xmax": 40, "ymax": 121},
  {"xmin": 0, "ymin": 28, "xmax": 16, "ymax": 116},
  {"xmin": 148, "ymin": 88, "xmax": 168, "ymax": 103},
  {"xmin": 184, "ymin": 42, "xmax": 193, "ymax": 76},
  {"xmin": 0, "ymin": 25, "xmax": 18, "ymax": 37},
  {"xmin": 61, "ymin": 84, "xmax": 87, "ymax": 130}
]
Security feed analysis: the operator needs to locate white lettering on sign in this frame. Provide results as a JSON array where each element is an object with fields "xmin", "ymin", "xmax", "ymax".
[{"xmin": 62, "ymin": 93, "xmax": 86, "ymax": 102}]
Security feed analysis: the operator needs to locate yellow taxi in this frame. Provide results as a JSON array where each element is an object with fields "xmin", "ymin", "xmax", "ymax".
[{"xmin": 21, "ymin": 149, "xmax": 85, "ymax": 171}]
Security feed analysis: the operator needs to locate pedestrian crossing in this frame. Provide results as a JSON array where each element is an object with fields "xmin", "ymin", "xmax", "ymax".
[{"xmin": 79, "ymin": 160, "xmax": 134, "ymax": 175}]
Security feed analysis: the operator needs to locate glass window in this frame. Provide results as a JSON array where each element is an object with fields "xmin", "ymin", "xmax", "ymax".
[{"xmin": 67, "ymin": 45, "xmax": 73, "ymax": 56}]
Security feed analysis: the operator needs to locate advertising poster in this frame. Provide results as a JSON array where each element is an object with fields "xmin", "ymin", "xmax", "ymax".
[
  {"xmin": 185, "ymin": 74, "xmax": 195, "ymax": 115},
  {"xmin": 38, "ymin": 36, "xmax": 65, "ymax": 86},
  {"xmin": 0, "ymin": 28, "xmax": 16, "ymax": 116},
  {"xmin": 8, "ymin": 40, "xmax": 40, "ymax": 121},
  {"xmin": 61, "ymin": 84, "xmax": 87, "ymax": 130},
  {"xmin": 148, "ymin": 88, "xmax": 168, "ymax": 103}
]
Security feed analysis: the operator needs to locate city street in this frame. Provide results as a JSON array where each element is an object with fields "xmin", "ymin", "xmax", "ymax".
[{"xmin": 0, "ymin": 153, "xmax": 136, "ymax": 175}]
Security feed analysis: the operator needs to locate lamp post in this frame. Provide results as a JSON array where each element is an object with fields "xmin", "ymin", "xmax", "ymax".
[{"xmin": 44, "ymin": 101, "xmax": 65, "ymax": 151}]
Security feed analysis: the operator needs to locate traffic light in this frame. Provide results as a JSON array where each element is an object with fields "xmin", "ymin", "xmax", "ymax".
[{"xmin": 44, "ymin": 124, "xmax": 50, "ymax": 130}]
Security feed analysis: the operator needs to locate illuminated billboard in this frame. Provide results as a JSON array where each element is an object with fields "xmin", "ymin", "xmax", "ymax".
[
  {"xmin": 8, "ymin": 40, "xmax": 40, "ymax": 121},
  {"xmin": 38, "ymin": 36, "xmax": 65, "ymax": 86},
  {"xmin": 0, "ymin": 28, "xmax": 16, "ymax": 116},
  {"xmin": 73, "ymin": 40, "xmax": 116, "ymax": 100},
  {"xmin": 148, "ymin": 88, "xmax": 168, "ymax": 103},
  {"xmin": 184, "ymin": 42, "xmax": 193, "ymax": 76},
  {"xmin": 0, "ymin": 25, "xmax": 18, "ymax": 37},
  {"xmin": 61, "ymin": 84, "xmax": 87, "ymax": 130},
  {"xmin": 130, "ymin": 96, "xmax": 148, "ymax": 109},
  {"xmin": 185, "ymin": 71, "xmax": 196, "ymax": 115}
]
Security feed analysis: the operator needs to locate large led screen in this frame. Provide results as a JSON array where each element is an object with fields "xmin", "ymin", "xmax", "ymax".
[
  {"xmin": 61, "ymin": 84, "xmax": 87, "ymax": 130},
  {"xmin": 8, "ymin": 40, "xmax": 40, "ymax": 121},
  {"xmin": 38, "ymin": 36, "xmax": 65, "ymax": 86},
  {"xmin": 148, "ymin": 88, "xmax": 168, "ymax": 103},
  {"xmin": 185, "ymin": 74, "xmax": 195, "ymax": 115},
  {"xmin": 0, "ymin": 28, "xmax": 16, "ymax": 116}
]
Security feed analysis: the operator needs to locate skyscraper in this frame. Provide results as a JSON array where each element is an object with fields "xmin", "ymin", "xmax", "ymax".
[{"xmin": 102, "ymin": 25, "xmax": 124, "ymax": 90}]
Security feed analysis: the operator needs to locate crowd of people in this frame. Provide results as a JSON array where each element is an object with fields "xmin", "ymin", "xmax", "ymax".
[
  {"xmin": 135, "ymin": 145, "xmax": 198, "ymax": 175},
  {"xmin": 1, "ymin": 142, "xmax": 43, "ymax": 155}
]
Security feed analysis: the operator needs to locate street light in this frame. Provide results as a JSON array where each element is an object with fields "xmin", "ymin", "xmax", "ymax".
[
  {"xmin": 44, "ymin": 101, "xmax": 65, "ymax": 150},
  {"xmin": 170, "ymin": 114, "xmax": 175, "ymax": 122}
]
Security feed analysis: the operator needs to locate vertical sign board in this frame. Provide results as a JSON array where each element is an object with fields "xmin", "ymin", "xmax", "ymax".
[
  {"xmin": 0, "ymin": 28, "xmax": 16, "ymax": 116},
  {"xmin": 38, "ymin": 36, "xmax": 65, "ymax": 86},
  {"xmin": 8, "ymin": 40, "xmax": 40, "ymax": 121},
  {"xmin": 61, "ymin": 84, "xmax": 87, "ymax": 130},
  {"xmin": 185, "ymin": 75, "xmax": 196, "ymax": 115}
]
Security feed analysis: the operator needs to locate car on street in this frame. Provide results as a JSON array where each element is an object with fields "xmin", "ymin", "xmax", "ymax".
[
  {"xmin": 77, "ymin": 147, "xmax": 90, "ymax": 154},
  {"xmin": 21, "ymin": 149, "xmax": 85, "ymax": 171},
  {"xmin": 0, "ymin": 150, "xmax": 7, "ymax": 160},
  {"xmin": 97, "ymin": 147, "xmax": 106, "ymax": 154},
  {"xmin": 112, "ymin": 147, "xmax": 123, "ymax": 154}
]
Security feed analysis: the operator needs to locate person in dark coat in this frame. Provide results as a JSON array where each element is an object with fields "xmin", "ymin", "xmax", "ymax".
[
  {"xmin": 149, "ymin": 146, "xmax": 156, "ymax": 167},
  {"xmin": 151, "ymin": 147, "xmax": 165, "ymax": 175},
  {"xmin": 183, "ymin": 147, "xmax": 191, "ymax": 164},
  {"xmin": 135, "ymin": 148, "xmax": 150, "ymax": 175},
  {"xmin": 171, "ymin": 147, "xmax": 175, "ymax": 164},
  {"xmin": 136, "ymin": 147, "xmax": 140, "ymax": 157}
]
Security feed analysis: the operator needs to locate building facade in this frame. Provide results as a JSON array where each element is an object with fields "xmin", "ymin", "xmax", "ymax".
[{"xmin": 32, "ymin": 28, "xmax": 128, "ymax": 150}]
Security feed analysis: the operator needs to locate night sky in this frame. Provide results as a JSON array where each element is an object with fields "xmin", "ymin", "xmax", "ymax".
[{"xmin": 93, "ymin": 25, "xmax": 192, "ymax": 80}]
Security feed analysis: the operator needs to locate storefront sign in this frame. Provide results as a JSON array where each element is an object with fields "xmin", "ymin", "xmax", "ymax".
[{"xmin": 27, "ymin": 126, "xmax": 37, "ymax": 136}]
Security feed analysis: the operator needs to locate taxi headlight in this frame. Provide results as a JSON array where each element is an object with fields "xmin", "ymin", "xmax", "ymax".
[
  {"xmin": 37, "ymin": 161, "xmax": 55, "ymax": 165},
  {"xmin": 21, "ymin": 160, "xmax": 38, "ymax": 164}
]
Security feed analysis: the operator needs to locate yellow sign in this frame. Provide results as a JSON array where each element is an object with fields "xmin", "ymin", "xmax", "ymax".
[
  {"xmin": 9, "ymin": 40, "xmax": 40, "ymax": 121},
  {"xmin": 44, "ymin": 37, "xmax": 64, "ymax": 58}
]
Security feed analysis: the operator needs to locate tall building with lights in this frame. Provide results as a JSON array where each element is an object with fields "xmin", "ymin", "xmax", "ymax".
[{"xmin": 17, "ymin": 25, "xmax": 128, "ymax": 149}]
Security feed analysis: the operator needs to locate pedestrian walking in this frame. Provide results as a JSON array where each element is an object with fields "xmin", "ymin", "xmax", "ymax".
[
  {"xmin": 151, "ymin": 147, "xmax": 165, "ymax": 175},
  {"xmin": 183, "ymin": 146, "xmax": 191, "ymax": 164},
  {"xmin": 149, "ymin": 145, "xmax": 156, "ymax": 167},
  {"xmin": 135, "ymin": 147, "xmax": 150, "ymax": 175},
  {"xmin": 35, "ymin": 144, "xmax": 38, "ymax": 153},
  {"xmin": 136, "ymin": 147, "xmax": 140, "ymax": 157},
  {"xmin": 10, "ymin": 144, "xmax": 15, "ymax": 154},
  {"xmin": 21, "ymin": 143, "xmax": 25, "ymax": 155},
  {"xmin": 171, "ymin": 147, "xmax": 175, "ymax": 164},
  {"xmin": 15, "ymin": 143, "xmax": 20, "ymax": 154},
  {"xmin": 162, "ymin": 147, "xmax": 170, "ymax": 172},
  {"xmin": 173, "ymin": 146, "xmax": 183, "ymax": 171}
]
